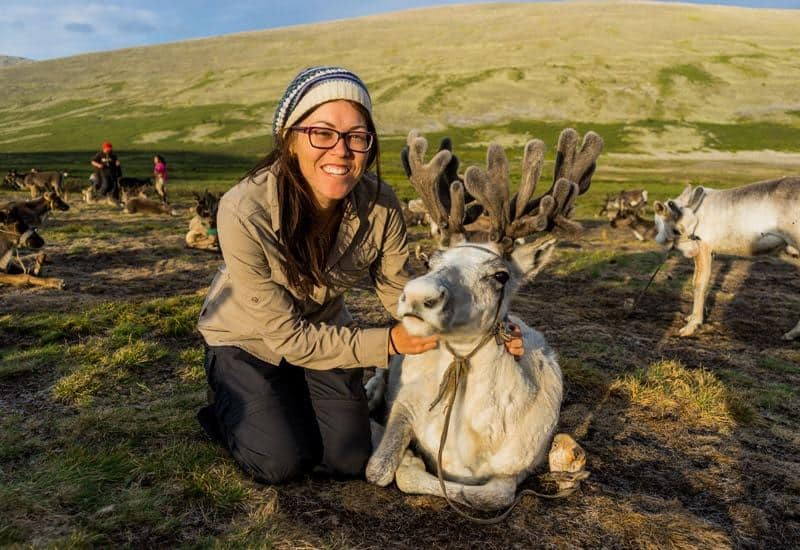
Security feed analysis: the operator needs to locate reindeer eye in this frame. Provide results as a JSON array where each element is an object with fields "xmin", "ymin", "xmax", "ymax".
[{"xmin": 493, "ymin": 271, "xmax": 509, "ymax": 285}]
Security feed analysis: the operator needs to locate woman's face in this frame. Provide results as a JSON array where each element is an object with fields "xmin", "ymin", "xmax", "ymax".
[{"xmin": 289, "ymin": 100, "xmax": 370, "ymax": 212}]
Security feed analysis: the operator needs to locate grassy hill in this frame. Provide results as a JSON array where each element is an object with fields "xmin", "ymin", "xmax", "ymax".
[
  {"xmin": 0, "ymin": 55, "xmax": 32, "ymax": 67},
  {"xmin": 2, "ymin": 1, "xmax": 800, "ymax": 206},
  {"xmin": 1, "ymin": 2, "xmax": 799, "ymax": 157}
]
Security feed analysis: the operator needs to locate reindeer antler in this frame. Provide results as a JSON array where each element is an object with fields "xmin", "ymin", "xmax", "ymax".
[
  {"xmin": 464, "ymin": 128, "xmax": 603, "ymax": 252},
  {"xmin": 404, "ymin": 129, "xmax": 603, "ymax": 253},
  {"xmin": 401, "ymin": 130, "xmax": 466, "ymax": 247}
]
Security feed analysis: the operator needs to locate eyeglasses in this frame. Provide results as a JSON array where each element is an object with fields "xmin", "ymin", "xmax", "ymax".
[{"xmin": 290, "ymin": 126, "xmax": 375, "ymax": 153}]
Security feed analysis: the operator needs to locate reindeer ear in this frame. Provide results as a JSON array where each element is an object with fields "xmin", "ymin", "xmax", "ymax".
[
  {"xmin": 687, "ymin": 186, "xmax": 705, "ymax": 210},
  {"xmin": 677, "ymin": 184, "xmax": 694, "ymax": 203},
  {"xmin": 510, "ymin": 237, "xmax": 556, "ymax": 280},
  {"xmin": 653, "ymin": 201, "xmax": 667, "ymax": 217}
]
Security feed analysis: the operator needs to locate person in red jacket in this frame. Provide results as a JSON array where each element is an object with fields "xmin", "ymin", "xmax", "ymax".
[{"xmin": 90, "ymin": 141, "xmax": 121, "ymax": 198}]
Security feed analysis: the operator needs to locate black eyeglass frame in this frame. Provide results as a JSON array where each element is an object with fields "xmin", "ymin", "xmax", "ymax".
[{"xmin": 290, "ymin": 125, "xmax": 376, "ymax": 153}]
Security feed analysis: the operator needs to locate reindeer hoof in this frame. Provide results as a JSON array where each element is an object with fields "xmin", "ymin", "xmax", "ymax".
[
  {"xmin": 678, "ymin": 323, "xmax": 699, "ymax": 337},
  {"xmin": 782, "ymin": 331, "xmax": 798, "ymax": 341},
  {"xmin": 365, "ymin": 456, "xmax": 395, "ymax": 487}
]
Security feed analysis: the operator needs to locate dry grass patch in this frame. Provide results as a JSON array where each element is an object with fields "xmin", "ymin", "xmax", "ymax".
[{"xmin": 610, "ymin": 360, "xmax": 744, "ymax": 432}]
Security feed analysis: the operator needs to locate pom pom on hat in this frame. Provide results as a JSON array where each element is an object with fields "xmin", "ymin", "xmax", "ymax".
[{"xmin": 272, "ymin": 66, "xmax": 372, "ymax": 138}]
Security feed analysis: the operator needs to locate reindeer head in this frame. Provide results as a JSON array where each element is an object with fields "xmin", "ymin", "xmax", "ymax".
[
  {"xmin": 600, "ymin": 194, "xmax": 622, "ymax": 222},
  {"xmin": 4, "ymin": 170, "xmax": 22, "ymax": 189},
  {"xmin": 653, "ymin": 185, "xmax": 705, "ymax": 246},
  {"xmin": 43, "ymin": 191, "xmax": 70, "ymax": 212},
  {"xmin": 398, "ymin": 129, "xmax": 603, "ymax": 340},
  {"xmin": 0, "ymin": 207, "xmax": 44, "ymax": 249}
]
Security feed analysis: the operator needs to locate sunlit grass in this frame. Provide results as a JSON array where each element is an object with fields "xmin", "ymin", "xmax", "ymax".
[{"xmin": 610, "ymin": 360, "xmax": 752, "ymax": 429}]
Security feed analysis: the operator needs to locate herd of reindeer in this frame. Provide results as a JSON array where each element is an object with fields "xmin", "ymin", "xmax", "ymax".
[
  {"xmin": 2, "ymin": 128, "xmax": 799, "ymax": 513},
  {"xmin": 0, "ymin": 167, "xmax": 222, "ymax": 288}
]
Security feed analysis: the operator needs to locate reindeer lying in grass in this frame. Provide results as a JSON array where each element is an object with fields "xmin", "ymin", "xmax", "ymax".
[
  {"xmin": 124, "ymin": 197, "xmax": 178, "ymax": 216},
  {"xmin": 599, "ymin": 189, "xmax": 648, "ymax": 220},
  {"xmin": 0, "ymin": 207, "xmax": 63, "ymax": 288},
  {"xmin": 118, "ymin": 176, "xmax": 155, "ymax": 203},
  {"xmin": 654, "ymin": 177, "xmax": 800, "ymax": 340},
  {"xmin": 4, "ymin": 169, "xmax": 67, "ymax": 198},
  {"xmin": 599, "ymin": 189, "xmax": 655, "ymax": 241},
  {"xmin": 186, "ymin": 191, "xmax": 221, "ymax": 251},
  {"xmin": 366, "ymin": 128, "xmax": 602, "ymax": 511},
  {"xmin": 1, "ymin": 192, "xmax": 70, "ymax": 226}
]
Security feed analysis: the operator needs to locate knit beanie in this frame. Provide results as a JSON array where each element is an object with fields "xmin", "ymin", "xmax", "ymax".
[{"xmin": 272, "ymin": 66, "xmax": 373, "ymax": 139}]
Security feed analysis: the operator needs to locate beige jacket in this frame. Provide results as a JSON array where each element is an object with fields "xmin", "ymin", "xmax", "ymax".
[{"xmin": 197, "ymin": 166, "xmax": 411, "ymax": 370}]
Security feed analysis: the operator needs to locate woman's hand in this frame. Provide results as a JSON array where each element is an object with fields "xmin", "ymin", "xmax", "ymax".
[
  {"xmin": 388, "ymin": 323, "xmax": 439, "ymax": 356},
  {"xmin": 504, "ymin": 322, "xmax": 524, "ymax": 361}
]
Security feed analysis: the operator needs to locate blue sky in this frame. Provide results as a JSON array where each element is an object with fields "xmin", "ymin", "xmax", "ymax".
[{"xmin": 1, "ymin": 0, "xmax": 798, "ymax": 61}]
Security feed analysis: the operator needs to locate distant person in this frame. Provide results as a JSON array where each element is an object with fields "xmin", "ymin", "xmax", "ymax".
[
  {"xmin": 90, "ymin": 141, "xmax": 121, "ymax": 198},
  {"xmin": 153, "ymin": 154, "xmax": 168, "ymax": 204},
  {"xmin": 195, "ymin": 66, "xmax": 525, "ymax": 485}
]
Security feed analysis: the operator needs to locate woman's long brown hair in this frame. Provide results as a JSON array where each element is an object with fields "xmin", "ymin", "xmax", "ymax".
[{"xmin": 245, "ymin": 102, "xmax": 381, "ymax": 297}]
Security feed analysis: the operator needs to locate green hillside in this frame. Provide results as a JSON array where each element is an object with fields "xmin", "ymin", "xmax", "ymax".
[{"xmin": 1, "ymin": 2, "xmax": 799, "ymax": 157}]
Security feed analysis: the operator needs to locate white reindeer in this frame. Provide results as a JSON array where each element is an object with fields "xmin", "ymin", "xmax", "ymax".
[
  {"xmin": 366, "ymin": 129, "xmax": 603, "ymax": 511},
  {"xmin": 653, "ymin": 177, "xmax": 800, "ymax": 339}
]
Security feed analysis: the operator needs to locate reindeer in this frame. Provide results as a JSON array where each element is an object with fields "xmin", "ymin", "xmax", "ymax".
[
  {"xmin": 365, "ymin": 128, "xmax": 602, "ymax": 511},
  {"xmin": 653, "ymin": 177, "xmax": 800, "ymax": 340},
  {"xmin": 609, "ymin": 210, "xmax": 657, "ymax": 241},
  {"xmin": 124, "ymin": 196, "xmax": 178, "ymax": 216},
  {"xmin": 599, "ymin": 189, "xmax": 648, "ymax": 221},
  {"xmin": 118, "ymin": 176, "xmax": 154, "ymax": 203},
  {"xmin": 186, "ymin": 191, "xmax": 221, "ymax": 251},
  {"xmin": 0, "ymin": 207, "xmax": 64, "ymax": 288},
  {"xmin": 4, "ymin": 169, "xmax": 67, "ymax": 198},
  {"xmin": 1, "ymin": 192, "xmax": 70, "ymax": 226}
]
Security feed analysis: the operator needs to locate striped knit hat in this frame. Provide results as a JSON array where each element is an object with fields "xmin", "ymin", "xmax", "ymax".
[{"xmin": 272, "ymin": 66, "xmax": 373, "ymax": 139}]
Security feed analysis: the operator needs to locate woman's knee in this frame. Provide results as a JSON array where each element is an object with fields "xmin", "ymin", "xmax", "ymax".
[
  {"xmin": 232, "ymin": 442, "xmax": 316, "ymax": 484},
  {"xmin": 320, "ymin": 425, "xmax": 371, "ymax": 478}
]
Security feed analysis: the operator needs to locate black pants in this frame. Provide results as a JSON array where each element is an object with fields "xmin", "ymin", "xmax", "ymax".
[
  {"xmin": 199, "ymin": 346, "xmax": 371, "ymax": 484},
  {"xmin": 96, "ymin": 172, "xmax": 116, "ymax": 197}
]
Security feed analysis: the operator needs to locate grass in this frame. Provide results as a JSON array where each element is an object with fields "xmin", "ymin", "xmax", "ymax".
[
  {"xmin": 1, "ymin": 165, "xmax": 798, "ymax": 544},
  {"xmin": 610, "ymin": 360, "xmax": 747, "ymax": 430},
  {"xmin": 0, "ymin": 291, "xmax": 271, "ymax": 546},
  {"xmin": 657, "ymin": 63, "xmax": 721, "ymax": 95}
]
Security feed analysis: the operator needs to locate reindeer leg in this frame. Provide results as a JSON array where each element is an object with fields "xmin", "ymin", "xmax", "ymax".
[
  {"xmin": 680, "ymin": 242, "xmax": 712, "ymax": 336},
  {"xmin": 783, "ymin": 320, "xmax": 800, "ymax": 341},
  {"xmin": 394, "ymin": 453, "xmax": 517, "ymax": 510},
  {"xmin": 365, "ymin": 403, "xmax": 413, "ymax": 486},
  {"xmin": 0, "ymin": 272, "xmax": 65, "ymax": 289}
]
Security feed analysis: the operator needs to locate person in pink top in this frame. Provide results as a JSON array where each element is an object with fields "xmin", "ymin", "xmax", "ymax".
[{"xmin": 153, "ymin": 154, "xmax": 168, "ymax": 203}]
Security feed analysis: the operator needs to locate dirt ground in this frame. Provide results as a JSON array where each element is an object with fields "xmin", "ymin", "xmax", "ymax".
[{"xmin": 1, "ymin": 200, "xmax": 799, "ymax": 548}]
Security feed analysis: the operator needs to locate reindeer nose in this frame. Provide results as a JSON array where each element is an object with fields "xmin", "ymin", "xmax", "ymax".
[{"xmin": 401, "ymin": 279, "xmax": 448, "ymax": 313}]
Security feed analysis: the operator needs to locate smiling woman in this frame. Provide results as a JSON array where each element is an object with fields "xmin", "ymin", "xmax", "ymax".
[{"xmin": 194, "ymin": 66, "xmax": 448, "ymax": 484}]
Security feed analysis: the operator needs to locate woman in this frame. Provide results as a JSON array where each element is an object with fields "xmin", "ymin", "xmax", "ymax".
[
  {"xmin": 152, "ymin": 154, "xmax": 168, "ymax": 204},
  {"xmin": 197, "ymin": 66, "xmax": 522, "ymax": 484}
]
